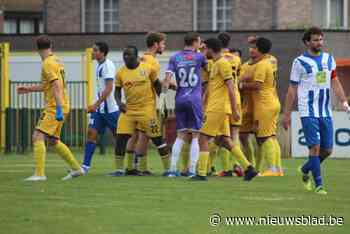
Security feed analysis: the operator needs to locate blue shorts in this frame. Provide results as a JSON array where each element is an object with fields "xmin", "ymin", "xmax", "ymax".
[
  {"xmin": 175, "ymin": 100, "xmax": 203, "ymax": 131},
  {"xmin": 301, "ymin": 117, "xmax": 333, "ymax": 150},
  {"xmin": 89, "ymin": 111, "xmax": 120, "ymax": 135}
]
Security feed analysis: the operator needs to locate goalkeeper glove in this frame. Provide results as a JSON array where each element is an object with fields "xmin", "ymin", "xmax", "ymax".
[{"xmin": 56, "ymin": 105, "xmax": 64, "ymax": 121}]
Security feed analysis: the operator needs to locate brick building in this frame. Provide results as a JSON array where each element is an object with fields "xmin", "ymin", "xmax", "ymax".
[
  {"xmin": 48, "ymin": 0, "xmax": 350, "ymax": 33},
  {"xmin": 0, "ymin": 0, "xmax": 349, "ymax": 34}
]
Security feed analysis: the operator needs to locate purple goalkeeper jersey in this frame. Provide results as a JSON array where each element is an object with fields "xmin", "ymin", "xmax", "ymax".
[{"xmin": 167, "ymin": 50, "xmax": 207, "ymax": 131}]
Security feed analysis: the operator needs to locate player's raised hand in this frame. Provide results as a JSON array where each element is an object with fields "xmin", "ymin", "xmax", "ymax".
[
  {"xmin": 282, "ymin": 113, "xmax": 291, "ymax": 130},
  {"xmin": 17, "ymin": 86, "xmax": 30, "ymax": 94}
]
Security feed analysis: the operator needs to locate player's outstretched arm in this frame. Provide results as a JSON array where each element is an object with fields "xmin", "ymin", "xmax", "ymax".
[
  {"xmin": 331, "ymin": 78, "xmax": 350, "ymax": 112},
  {"xmin": 17, "ymin": 85, "xmax": 44, "ymax": 94},
  {"xmin": 282, "ymin": 84, "xmax": 297, "ymax": 130},
  {"xmin": 239, "ymin": 80, "xmax": 262, "ymax": 91}
]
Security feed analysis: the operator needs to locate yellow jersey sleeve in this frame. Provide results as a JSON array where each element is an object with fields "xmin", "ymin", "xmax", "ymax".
[
  {"xmin": 219, "ymin": 60, "xmax": 233, "ymax": 81},
  {"xmin": 43, "ymin": 60, "xmax": 60, "ymax": 83},
  {"xmin": 254, "ymin": 61, "xmax": 269, "ymax": 83},
  {"xmin": 115, "ymin": 69, "xmax": 123, "ymax": 88},
  {"xmin": 148, "ymin": 65, "xmax": 158, "ymax": 83}
]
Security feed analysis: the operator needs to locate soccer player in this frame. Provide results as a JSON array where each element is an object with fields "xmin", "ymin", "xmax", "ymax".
[
  {"xmin": 17, "ymin": 35, "xmax": 83, "ymax": 181},
  {"xmin": 216, "ymin": 32, "xmax": 244, "ymax": 177},
  {"xmin": 192, "ymin": 38, "xmax": 258, "ymax": 181},
  {"xmin": 124, "ymin": 32, "xmax": 166, "ymax": 176},
  {"xmin": 163, "ymin": 32, "xmax": 207, "ymax": 177},
  {"xmin": 283, "ymin": 27, "xmax": 349, "ymax": 195},
  {"xmin": 238, "ymin": 58, "xmax": 257, "ymax": 168},
  {"xmin": 239, "ymin": 37, "xmax": 281, "ymax": 176},
  {"xmin": 81, "ymin": 42, "xmax": 119, "ymax": 173},
  {"xmin": 110, "ymin": 46, "xmax": 170, "ymax": 176},
  {"xmin": 240, "ymin": 36, "xmax": 282, "ymax": 175}
]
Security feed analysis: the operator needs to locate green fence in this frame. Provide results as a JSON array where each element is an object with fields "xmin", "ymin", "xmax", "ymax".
[{"xmin": 6, "ymin": 81, "xmax": 88, "ymax": 153}]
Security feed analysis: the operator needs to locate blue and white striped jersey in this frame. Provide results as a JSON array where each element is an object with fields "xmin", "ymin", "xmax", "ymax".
[
  {"xmin": 290, "ymin": 52, "xmax": 336, "ymax": 118},
  {"xmin": 95, "ymin": 58, "xmax": 119, "ymax": 113}
]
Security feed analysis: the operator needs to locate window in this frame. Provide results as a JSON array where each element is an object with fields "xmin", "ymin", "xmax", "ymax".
[
  {"xmin": 83, "ymin": 0, "xmax": 119, "ymax": 33},
  {"xmin": 312, "ymin": 0, "xmax": 348, "ymax": 28},
  {"xmin": 4, "ymin": 19, "xmax": 17, "ymax": 34},
  {"xmin": 194, "ymin": 0, "xmax": 233, "ymax": 31},
  {"xmin": 3, "ymin": 18, "xmax": 43, "ymax": 34},
  {"xmin": 20, "ymin": 20, "xmax": 35, "ymax": 34}
]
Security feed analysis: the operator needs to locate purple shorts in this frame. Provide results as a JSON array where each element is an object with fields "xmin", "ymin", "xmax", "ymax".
[{"xmin": 175, "ymin": 101, "xmax": 203, "ymax": 131}]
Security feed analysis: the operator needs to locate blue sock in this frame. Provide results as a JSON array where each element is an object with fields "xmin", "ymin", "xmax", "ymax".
[
  {"xmin": 83, "ymin": 141, "xmax": 96, "ymax": 167},
  {"xmin": 310, "ymin": 156, "xmax": 322, "ymax": 187},
  {"xmin": 301, "ymin": 155, "xmax": 315, "ymax": 174}
]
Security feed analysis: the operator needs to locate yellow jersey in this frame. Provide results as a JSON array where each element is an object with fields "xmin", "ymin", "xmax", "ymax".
[
  {"xmin": 141, "ymin": 53, "xmax": 161, "ymax": 78},
  {"xmin": 41, "ymin": 54, "xmax": 69, "ymax": 112},
  {"xmin": 206, "ymin": 57, "xmax": 233, "ymax": 114},
  {"xmin": 223, "ymin": 51, "xmax": 241, "ymax": 106},
  {"xmin": 239, "ymin": 61, "xmax": 256, "ymax": 113},
  {"xmin": 115, "ymin": 62, "xmax": 158, "ymax": 114},
  {"xmin": 202, "ymin": 59, "xmax": 213, "ymax": 83},
  {"xmin": 264, "ymin": 54, "xmax": 278, "ymax": 97},
  {"xmin": 251, "ymin": 58, "xmax": 280, "ymax": 111}
]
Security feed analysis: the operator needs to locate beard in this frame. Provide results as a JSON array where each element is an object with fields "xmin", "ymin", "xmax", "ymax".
[{"xmin": 311, "ymin": 46, "xmax": 322, "ymax": 53}]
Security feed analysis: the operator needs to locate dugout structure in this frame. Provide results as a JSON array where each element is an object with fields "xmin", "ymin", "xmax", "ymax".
[{"xmin": 1, "ymin": 47, "xmax": 94, "ymax": 153}]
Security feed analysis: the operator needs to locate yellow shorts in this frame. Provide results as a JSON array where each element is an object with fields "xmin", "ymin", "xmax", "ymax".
[
  {"xmin": 230, "ymin": 104, "xmax": 242, "ymax": 127},
  {"xmin": 36, "ymin": 109, "xmax": 68, "ymax": 139},
  {"xmin": 254, "ymin": 105, "xmax": 280, "ymax": 138},
  {"xmin": 200, "ymin": 112, "xmax": 230, "ymax": 137},
  {"xmin": 117, "ymin": 111, "xmax": 161, "ymax": 138}
]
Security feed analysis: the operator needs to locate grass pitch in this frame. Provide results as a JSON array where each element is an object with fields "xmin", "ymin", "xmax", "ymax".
[{"xmin": 0, "ymin": 148, "xmax": 349, "ymax": 234}]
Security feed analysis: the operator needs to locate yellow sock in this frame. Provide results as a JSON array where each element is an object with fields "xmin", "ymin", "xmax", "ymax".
[
  {"xmin": 197, "ymin": 152, "xmax": 209, "ymax": 176},
  {"xmin": 230, "ymin": 146, "xmax": 250, "ymax": 170},
  {"xmin": 139, "ymin": 156, "xmax": 148, "ymax": 171},
  {"xmin": 33, "ymin": 141, "xmax": 46, "ymax": 176},
  {"xmin": 180, "ymin": 143, "xmax": 190, "ymax": 172},
  {"xmin": 231, "ymin": 138, "xmax": 241, "ymax": 167},
  {"xmin": 160, "ymin": 154, "xmax": 170, "ymax": 171},
  {"xmin": 255, "ymin": 146, "xmax": 263, "ymax": 171},
  {"xmin": 245, "ymin": 139, "xmax": 256, "ymax": 166},
  {"xmin": 126, "ymin": 152, "xmax": 134, "ymax": 170},
  {"xmin": 208, "ymin": 144, "xmax": 218, "ymax": 171},
  {"xmin": 53, "ymin": 141, "xmax": 80, "ymax": 171},
  {"xmin": 273, "ymin": 138, "xmax": 282, "ymax": 170},
  {"xmin": 219, "ymin": 148, "xmax": 231, "ymax": 171},
  {"xmin": 260, "ymin": 138, "xmax": 276, "ymax": 171}
]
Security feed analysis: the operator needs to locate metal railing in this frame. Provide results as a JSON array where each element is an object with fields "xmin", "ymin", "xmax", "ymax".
[{"xmin": 6, "ymin": 81, "xmax": 88, "ymax": 153}]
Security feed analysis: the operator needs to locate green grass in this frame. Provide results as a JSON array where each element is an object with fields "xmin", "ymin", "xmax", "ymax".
[{"xmin": 0, "ymin": 149, "xmax": 349, "ymax": 234}]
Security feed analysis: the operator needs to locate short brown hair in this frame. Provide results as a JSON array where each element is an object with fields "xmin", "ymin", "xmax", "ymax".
[
  {"xmin": 146, "ymin": 32, "xmax": 166, "ymax": 48},
  {"xmin": 184, "ymin": 32, "xmax": 200, "ymax": 46},
  {"xmin": 36, "ymin": 35, "xmax": 53, "ymax": 50},
  {"xmin": 302, "ymin": 27, "xmax": 323, "ymax": 44}
]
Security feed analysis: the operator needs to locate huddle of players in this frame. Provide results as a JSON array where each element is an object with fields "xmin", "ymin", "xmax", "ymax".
[
  {"xmin": 19, "ymin": 31, "xmax": 282, "ymax": 181},
  {"xmin": 94, "ymin": 31, "xmax": 281, "ymax": 181},
  {"xmin": 162, "ymin": 32, "xmax": 283, "ymax": 181}
]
